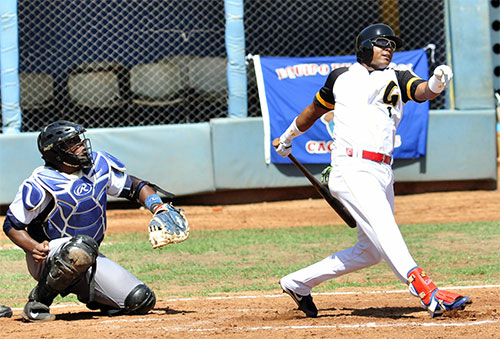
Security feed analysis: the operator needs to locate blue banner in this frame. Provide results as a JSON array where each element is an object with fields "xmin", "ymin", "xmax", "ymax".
[{"xmin": 255, "ymin": 50, "xmax": 429, "ymax": 164}]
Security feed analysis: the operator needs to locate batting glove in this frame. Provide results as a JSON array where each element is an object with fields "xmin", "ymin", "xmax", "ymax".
[
  {"xmin": 428, "ymin": 65, "xmax": 453, "ymax": 93},
  {"xmin": 275, "ymin": 118, "xmax": 304, "ymax": 157},
  {"xmin": 275, "ymin": 139, "xmax": 292, "ymax": 157}
]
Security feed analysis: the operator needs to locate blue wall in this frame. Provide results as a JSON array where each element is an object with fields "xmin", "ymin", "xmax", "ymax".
[{"xmin": 0, "ymin": 110, "xmax": 496, "ymax": 205}]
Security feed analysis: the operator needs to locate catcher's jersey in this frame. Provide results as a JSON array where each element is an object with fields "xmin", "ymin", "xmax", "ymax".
[
  {"xmin": 313, "ymin": 62, "xmax": 425, "ymax": 157},
  {"xmin": 5, "ymin": 151, "xmax": 129, "ymax": 243}
]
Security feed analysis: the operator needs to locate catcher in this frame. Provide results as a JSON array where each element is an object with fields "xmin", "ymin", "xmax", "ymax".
[{"xmin": 2, "ymin": 120, "xmax": 189, "ymax": 322}]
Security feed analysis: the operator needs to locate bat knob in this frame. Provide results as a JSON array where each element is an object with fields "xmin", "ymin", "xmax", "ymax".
[{"xmin": 272, "ymin": 138, "xmax": 280, "ymax": 148}]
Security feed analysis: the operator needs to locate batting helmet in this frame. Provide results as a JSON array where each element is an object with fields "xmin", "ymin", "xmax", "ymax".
[
  {"xmin": 37, "ymin": 120, "xmax": 93, "ymax": 170},
  {"xmin": 355, "ymin": 23, "xmax": 403, "ymax": 64}
]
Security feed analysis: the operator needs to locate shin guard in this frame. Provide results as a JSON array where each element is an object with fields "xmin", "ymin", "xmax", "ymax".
[
  {"xmin": 407, "ymin": 267, "xmax": 437, "ymax": 305},
  {"xmin": 407, "ymin": 267, "xmax": 470, "ymax": 318}
]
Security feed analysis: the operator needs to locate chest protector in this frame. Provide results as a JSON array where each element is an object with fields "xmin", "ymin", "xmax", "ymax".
[{"xmin": 27, "ymin": 152, "xmax": 122, "ymax": 241}]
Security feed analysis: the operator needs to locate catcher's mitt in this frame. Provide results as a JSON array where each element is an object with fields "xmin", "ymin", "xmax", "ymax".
[{"xmin": 148, "ymin": 203, "xmax": 189, "ymax": 249}]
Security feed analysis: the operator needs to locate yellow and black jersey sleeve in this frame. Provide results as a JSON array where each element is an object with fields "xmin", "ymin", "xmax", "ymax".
[
  {"xmin": 396, "ymin": 70, "xmax": 426, "ymax": 103},
  {"xmin": 313, "ymin": 67, "xmax": 349, "ymax": 110}
]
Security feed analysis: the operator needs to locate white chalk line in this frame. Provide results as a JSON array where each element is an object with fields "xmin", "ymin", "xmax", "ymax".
[
  {"xmin": 10, "ymin": 283, "xmax": 500, "ymax": 311},
  {"xmin": 159, "ymin": 319, "xmax": 500, "ymax": 333}
]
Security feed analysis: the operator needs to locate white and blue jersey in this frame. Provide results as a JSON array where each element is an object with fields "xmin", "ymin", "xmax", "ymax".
[{"xmin": 3, "ymin": 151, "xmax": 131, "ymax": 243}]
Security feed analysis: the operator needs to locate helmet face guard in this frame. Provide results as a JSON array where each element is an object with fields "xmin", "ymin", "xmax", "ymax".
[
  {"xmin": 38, "ymin": 120, "xmax": 93, "ymax": 170},
  {"xmin": 355, "ymin": 23, "xmax": 403, "ymax": 64}
]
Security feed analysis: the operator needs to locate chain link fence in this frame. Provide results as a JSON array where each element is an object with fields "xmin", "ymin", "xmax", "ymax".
[{"xmin": 6, "ymin": 0, "xmax": 445, "ymax": 132}]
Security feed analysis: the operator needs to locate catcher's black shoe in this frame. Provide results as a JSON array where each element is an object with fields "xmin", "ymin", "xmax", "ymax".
[
  {"xmin": 0, "ymin": 305, "xmax": 12, "ymax": 318},
  {"xmin": 279, "ymin": 280, "xmax": 318, "ymax": 318},
  {"xmin": 21, "ymin": 301, "xmax": 55, "ymax": 322}
]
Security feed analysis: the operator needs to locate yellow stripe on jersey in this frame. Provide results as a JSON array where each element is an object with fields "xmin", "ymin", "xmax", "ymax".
[
  {"xmin": 406, "ymin": 77, "xmax": 422, "ymax": 102},
  {"xmin": 315, "ymin": 92, "xmax": 335, "ymax": 110}
]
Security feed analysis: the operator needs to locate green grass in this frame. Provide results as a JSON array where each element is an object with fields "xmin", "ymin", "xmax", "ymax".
[{"xmin": 0, "ymin": 220, "xmax": 499, "ymax": 307}]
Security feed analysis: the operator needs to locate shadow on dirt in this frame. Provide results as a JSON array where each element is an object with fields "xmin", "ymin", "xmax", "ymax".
[
  {"xmin": 318, "ymin": 306, "xmax": 424, "ymax": 319},
  {"xmin": 155, "ymin": 307, "xmax": 196, "ymax": 315},
  {"xmin": 54, "ymin": 311, "xmax": 99, "ymax": 321},
  {"xmin": 344, "ymin": 306, "xmax": 424, "ymax": 319}
]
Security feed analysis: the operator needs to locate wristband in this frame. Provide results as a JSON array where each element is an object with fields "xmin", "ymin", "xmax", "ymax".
[
  {"xmin": 428, "ymin": 75, "xmax": 444, "ymax": 94},
  {"xmin": 280, "ymin": 118, "xmax": 304, "ymax": 143},
  {"xmin": 145, "ymin": 194, "xmax": 163, "ymax": 213}
]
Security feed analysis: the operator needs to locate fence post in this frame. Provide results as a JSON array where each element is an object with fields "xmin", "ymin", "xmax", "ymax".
[
  {"xmin": 0, "ymin": 0, "xmax": 22, "ymax": 133},
  {"xmin": 225, "ymin": 0, "xmax": 247, "ymax": 118}
]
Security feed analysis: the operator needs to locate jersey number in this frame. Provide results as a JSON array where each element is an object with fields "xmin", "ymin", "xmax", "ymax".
[{"xmin": 383, "ymin": 81, "xmax": 399, "ymax": 117}]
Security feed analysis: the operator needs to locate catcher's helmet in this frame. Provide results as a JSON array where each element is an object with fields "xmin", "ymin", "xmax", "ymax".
[
  {"xmin": 37, "ymin": 120, "xmax": 93, "ymax": 170},
  {"xmin": 356, "ymin": 23, "xmax": 403, "ymax": 64}
]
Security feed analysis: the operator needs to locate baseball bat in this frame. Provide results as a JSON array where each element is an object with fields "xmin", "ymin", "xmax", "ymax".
[
  {"xmin": 287, "ymin": 154, "xmax": 357, "ymax": 228},
  {"xmin": 272, "ymin": 138, "xmax": 356, "ymax": 228}
]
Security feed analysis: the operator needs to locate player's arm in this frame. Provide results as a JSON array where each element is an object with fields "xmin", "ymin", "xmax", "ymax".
[
  {"xmin": 399, "ymin": 65, "xmax": 453, "ymax": 103},
  {"xmin": 119, "ymin": 175, "xmax": 158, "ymax": 206},
  {"xmin": 116, "ymin": 173, "xmax": 189, "ymax": 249},
  {"xmin": 296, "ymin": 103, "xmax": 330, "ymax": 132},
  {"xmin": 274, "ymin": 102, "xmax": 329, "ymax": 157},
  {"xmin": 3, "ymin": 211, "xmax": 49, "ymax": 263},
  {"xmin": 102, "ymin": 152, "xmax": 188, "ymax": 249},
  {"xmin": 415, "ymin": 65, "xmax": 453, "ymax": 101},
  {"xmin": 102, "ymin": 152, "xmax": 171, "ymax": 209},
  {"xmin": 414, "ymin": 82, "xmax": 441, "ymax": 101},
  {"xmin": 3, "ymin": 179, "xmax": 52, "ymax": 262},
  {"xmin": 275, "ymin": 68, "xmax": 344, "ymax": 156},
  {"xmin": 297, "ymin": 68, "xmax": 342, "ymax": 131}
]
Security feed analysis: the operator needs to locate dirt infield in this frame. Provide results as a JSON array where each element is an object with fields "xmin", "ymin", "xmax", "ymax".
[
  {"xmin": 2, "ymin": 285, "xmax": 498, "ymax": 338},
  {"xmin": 1, "ymin": 189, "xmax": 500, "ymax": 337}
]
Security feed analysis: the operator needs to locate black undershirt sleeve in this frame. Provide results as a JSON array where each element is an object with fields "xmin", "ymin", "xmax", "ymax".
[
  {"xmin": 396, "ymin": 70, "xmax": 426, "ymax": 103},
  {"xmin": 313, "ymin": 67, "xmax": 348, "ymax": 110}
]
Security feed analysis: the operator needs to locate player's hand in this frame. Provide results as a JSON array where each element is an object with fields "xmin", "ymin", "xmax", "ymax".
[
  {"xmin": 32, "ymin": 240, "xmax": 50, "ymax": 263},
  {"xmin": 434, "ymin": 65, "xmax": 453, "ymax": 88},
  {"xmin": 273, "ymin": 137, "xmax": 292, "ymax": 157},
  {"xmin": 429, "ymin": 65, "xmax": 453, "ymax": 93}
]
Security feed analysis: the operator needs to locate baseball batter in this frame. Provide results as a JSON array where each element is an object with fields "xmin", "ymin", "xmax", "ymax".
[
  {"xmin": 2, "ymin": 120, "xmax": 188, "ymax": 322},
  {"xmin": 275, "ymin": 24, "xmax": 470, "ymax": 318}
]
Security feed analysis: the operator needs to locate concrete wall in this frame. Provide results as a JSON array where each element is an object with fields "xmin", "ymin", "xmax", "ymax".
[{"xmin": 0, "ymin": 110, "xmax": 496, "ymax": 205}]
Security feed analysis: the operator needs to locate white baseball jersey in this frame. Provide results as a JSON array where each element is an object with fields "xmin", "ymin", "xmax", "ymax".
[
  {"xmin": 280, "ymin": 63, "xmax": 429, "ymax": 297},
  {"xmin": 314, "ymin": 62, "xmax": 425, "ymax": 158}
]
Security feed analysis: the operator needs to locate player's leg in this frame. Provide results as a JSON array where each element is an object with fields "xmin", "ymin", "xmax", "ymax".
[
  {"xmin": 75, "ymin": 253, "xmax": 156, "ymax": 316},
  {"xmin": 280, "ymin": 227, "xmax": 381, "ymax": 295},
  {"xmin": 333, "ymin": 159, "xmax": 418, "ymax": 281},
  {"xmin": 23, "ymin": 235, "xmax": 99, "ymax": 322},
  {"xmin": 279, "ymin": 227, "xmax": 380, "ymax": 317},
  {"xmin": 334, "ymin": 159, "xmax": 470, "ymax": 317},
  {"xmin": 279, "ymin": 159, "xmax": 388, "ymax": 316}
]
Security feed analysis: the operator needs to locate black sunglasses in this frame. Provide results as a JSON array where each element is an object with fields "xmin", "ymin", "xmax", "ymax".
[{"xmin": 371, "ymin": 38, "xmax": 397, "ymax": 50}]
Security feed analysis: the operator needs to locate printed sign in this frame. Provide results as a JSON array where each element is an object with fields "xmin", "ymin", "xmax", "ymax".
[{"xmin": 254, "ymin": 50, "xmax": 429, "ymax": 164}]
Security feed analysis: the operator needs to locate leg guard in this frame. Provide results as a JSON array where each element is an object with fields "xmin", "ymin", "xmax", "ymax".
[
  {"xmin": 124, "ymin": 284, "xmax": 156, "ymax": 315},
  {"xmin": 407, "ymin": 267, "xmax": 437, "ymax": 305},
  {"xmin": 30, "ymin": 235, "xmax": 99, "ymax": 306},
  {"xmin": 407, "ymin": 267, "xmax": 470, "ymax": 318},
  {"xmin": 0, "ymin": 305, "xmax": 12, "ymax": 318}
]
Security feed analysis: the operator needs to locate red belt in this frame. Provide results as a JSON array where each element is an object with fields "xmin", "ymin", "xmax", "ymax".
[{"xmin": 346, "ymin": 148, "xmax": 391, "ymax": 165}]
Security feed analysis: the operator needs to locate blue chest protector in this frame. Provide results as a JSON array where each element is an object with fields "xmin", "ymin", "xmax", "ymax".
[{"xmin": 24, "ymin": 152, "xmax": 126, "ymax": 241}]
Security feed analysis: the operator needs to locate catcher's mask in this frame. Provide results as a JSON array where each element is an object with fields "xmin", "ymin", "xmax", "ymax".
[
  {"xmin": 355, "ymin": 23, "xmax": 403, "ymax": 64},
  {"xmin": 37, "ymin": 120, "xmax": 93, "ymax": 170}
]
